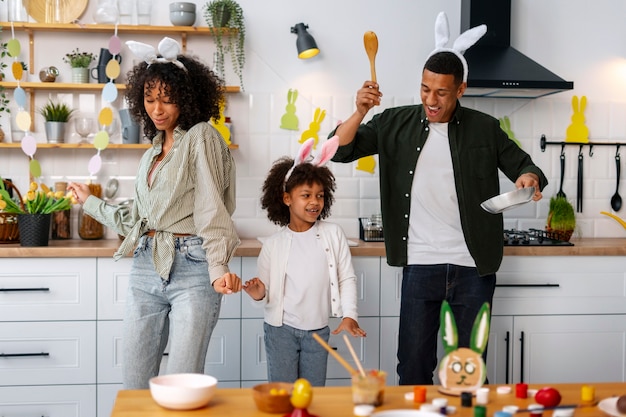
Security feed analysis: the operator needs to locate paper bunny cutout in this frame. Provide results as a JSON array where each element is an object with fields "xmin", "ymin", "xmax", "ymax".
[
  {"xmin": 126, "ymin": 37, "xmax": 186, "ymax": 70},
  {"xmin": 427, "ymin": 12, "xmax": 487, "ymax": 82},
  {"xmin": 299, "ymin": 107, "xmax": 326, "ymax": 149},
  {"xmin": 280, "ymin": 89, "xmax": 299, "ymax": 131},
  {"xmin": 285, "ymin": 135, "xmax": 339, "ymax": 184},
  {"xmin": 565, "ymin": 95, "xmax": 589, "ymax": 143},
  {"xmin": 438, "ymin": 301, "xmax": 490, "ymax": 394}
]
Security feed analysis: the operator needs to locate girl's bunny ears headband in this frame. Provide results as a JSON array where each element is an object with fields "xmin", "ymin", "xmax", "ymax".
[
  {"xmin": 426, "ymin": 12, "xmax": 487, "ymax": 82},
  {"xmin": 284, "ymin": 135, "xmax": 339, "ymax": 186},
  {"xmin": 125, "ymin": 37, "xmax": 187, "ymax": 71}
]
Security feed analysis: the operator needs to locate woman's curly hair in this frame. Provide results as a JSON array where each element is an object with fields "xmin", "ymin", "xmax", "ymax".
[
  {"xmin": 125, "ymin": 55, "xmax": 225, "ymax": 141},
  {"xmin": 261, "ymin": 157, "xmax": 336, "ymax": 227}
]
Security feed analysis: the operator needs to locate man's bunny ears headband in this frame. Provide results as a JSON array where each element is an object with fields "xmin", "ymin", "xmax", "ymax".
[
  {"xmin": 426, "ymin": 12, "xmax": 487, "ymax": 82},
  {"xmin": 284, "ymin": 135, "xmax": 339, "ymax": 186},
  {"xmin": 126, "ymin": 37, "xmax": 187, "ymax": 71}
]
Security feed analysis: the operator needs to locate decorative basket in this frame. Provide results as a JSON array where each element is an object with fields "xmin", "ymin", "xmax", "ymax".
[
  {"xmin": 0, "ymin": 179, "xmax": 24, "ymax": 244},
  {"xmin": 545, "ymin": 227, "xmax": 573, "ymax": 242}
]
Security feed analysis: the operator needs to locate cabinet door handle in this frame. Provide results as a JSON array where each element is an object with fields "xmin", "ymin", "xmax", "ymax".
[
  {"xmin": 0, "ymin": 287, "xmax": 51, "ymax": 292},
  {"xmin": 0, "ymin": 352, "xmax": 50, "ymax": 357},
  {"xmin": 496, "ymin": 284, "xmax": 560, "ymax": 288},
  {"xmin": 505, "ymin": 331, "xmax": 510, "ymax": 384},
  {"xmin": 519, "ymin": 331, "xmax": 525, "ymax": 383}
]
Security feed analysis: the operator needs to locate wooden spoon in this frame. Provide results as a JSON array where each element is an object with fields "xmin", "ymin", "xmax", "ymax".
[{"xmin": 363, "ymin": 31, "xmax": 378, "ymax": 82}]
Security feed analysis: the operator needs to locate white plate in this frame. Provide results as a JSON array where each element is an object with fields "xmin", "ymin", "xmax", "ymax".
[
  {"xmin": 372, "ymin": 411, "xmax": 444, "ymax": 417},
  {"xmin": 598, "ymin": 397, "xmax": 626, "ymax": 417},
  {"xmin": 480, "ymin": 187, "xmax": 535, "ymax": 214}
]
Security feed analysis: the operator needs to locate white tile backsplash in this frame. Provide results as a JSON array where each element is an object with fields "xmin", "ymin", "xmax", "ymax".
[{"xmin": 5, "ymin": 92, "xmax": 626, "ymax": 240}]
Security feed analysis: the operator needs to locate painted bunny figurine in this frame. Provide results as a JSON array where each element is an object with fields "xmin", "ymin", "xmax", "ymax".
[
  {"xmin": 565, "ymin": 95, "xmax": 589, "ymax": 143},
  {"xmin": 299, "ymin": 107, "xmax": 326, "ymax": 149},
  {"xmin": 438, "ymin": 300, "xmax": 490, "ymax": 394},
  {"xmin": 280, "ymin": 89, "xmax": 299, "ymax": 131}
]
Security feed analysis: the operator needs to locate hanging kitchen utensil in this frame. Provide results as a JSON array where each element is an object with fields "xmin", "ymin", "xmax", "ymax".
[
  {"xmin": 611, "ymin": 146, "xmax": 622, "ymax": 212},
  {"xmin": 576, "ymin": 145, "xmax": 583, "ymax": 212},
  {"xmin": 363, "ymin": 31, "xmax": 378, "ymax": 82},
  {"xmin": 557, "ymin": 144, "xmax": 566, "ymax": 199}
]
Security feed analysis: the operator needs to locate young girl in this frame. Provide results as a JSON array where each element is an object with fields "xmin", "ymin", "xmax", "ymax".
[{"xmin": 243, "ymin": 136, "xmax": 366, "ymax": 386}]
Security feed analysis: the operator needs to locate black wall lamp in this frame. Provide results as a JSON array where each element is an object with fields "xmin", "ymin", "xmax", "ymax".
[{"xmin": 291, "ymin": 23, "xmax": 319, "ymax": 59}]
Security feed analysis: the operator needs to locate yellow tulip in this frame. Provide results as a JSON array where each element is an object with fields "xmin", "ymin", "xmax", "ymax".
[
  {"xmin": 0, "ymin": 200, "xmax": 6, "ymax": 210},
  {"xmin": 29, "ymin": 182, "xmax": 37, "ymax": 192},
  {"xmin": 41, "ymin": 183, "xmax": 50, "ymax": 194},
  {"xmin": 26, "ymin": 190, "xmax": 36, "ymax": 201}
]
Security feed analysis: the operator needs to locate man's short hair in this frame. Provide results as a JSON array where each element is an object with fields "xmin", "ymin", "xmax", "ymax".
[{"xmin": 423, "ymin": 52, "xmax": 464, "ymax": 86}]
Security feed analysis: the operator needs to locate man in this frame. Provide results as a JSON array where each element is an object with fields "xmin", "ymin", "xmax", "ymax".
[{"xmin": 330, "ymin": 12, "xmax": 548, "ymax": 384}]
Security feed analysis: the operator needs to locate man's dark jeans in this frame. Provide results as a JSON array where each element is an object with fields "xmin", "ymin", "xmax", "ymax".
[{"xmin": 397, "ymin": 264, "xmax": 496, "ymax": 385}]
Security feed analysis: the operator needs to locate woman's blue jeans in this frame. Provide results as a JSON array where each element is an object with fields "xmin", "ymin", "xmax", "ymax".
[
  {"xmin": 264, "ymin": 323, "xmax": 330, "ymax": 386},
  {"xmin": 123, "ymin": 235, "xmax": 222, "ymax": 389},
  {"xmin": 397, "ymin": 264, "xmax": 496, "ymax": 385}
]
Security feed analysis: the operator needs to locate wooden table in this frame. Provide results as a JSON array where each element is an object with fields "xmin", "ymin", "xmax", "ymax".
[{"xmin": 110, "ymin": 382, "xmax": 626, "ymax": 416}]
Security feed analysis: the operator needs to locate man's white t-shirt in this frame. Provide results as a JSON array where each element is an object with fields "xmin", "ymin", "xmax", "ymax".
[{"xmin": 407, "ymin": 122, "xmax": 475, "ymax": 267}]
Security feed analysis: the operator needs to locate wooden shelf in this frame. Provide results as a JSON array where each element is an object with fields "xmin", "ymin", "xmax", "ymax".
[
  {"xmin": 0, "ymin": 22, "xmax": 235, "ymax": 35},
  {"xmin": 0, "ymin": 81, "xmax": 240, "ymax": 93},
  {"xmin": 0, "ymin": 142, "xmax": 239, "ymax": 150},
  {"xmin": 0, "ymin": 22, "xmax": 236, "ymax": 55}
]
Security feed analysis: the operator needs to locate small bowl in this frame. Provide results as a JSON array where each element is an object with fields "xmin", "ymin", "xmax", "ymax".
[
  {"xmin": 169, "ymin": 2, "xmax": 196, "ymax": 26},
  {"xmin": 170, "ymin": 2, "xmax": 196, "ymax": 12},
  {"xmin": 170, "ymin": 10, "xmax": 196, "ymax": 26},
  {"xmin": 252, "ymin": 382, "xmax": 294, "ymax": 414},
  {"xmin": 149, "ymin": 373, "xmax": 217, "ymax": 410}
]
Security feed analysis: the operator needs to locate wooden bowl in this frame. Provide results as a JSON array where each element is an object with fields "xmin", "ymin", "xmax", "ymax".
[{"xmin": 252, "ymin": 382, "xmax": 294, "ymax": 414}]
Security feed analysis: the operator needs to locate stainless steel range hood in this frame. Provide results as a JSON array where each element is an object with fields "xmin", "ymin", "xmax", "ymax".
[{"xmin": 461, "ymin": 0, "xmax": 573, "ymax": 98}]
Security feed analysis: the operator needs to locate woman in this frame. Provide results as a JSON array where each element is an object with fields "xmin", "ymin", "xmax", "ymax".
[{"xmin": 68, "ymin": 37, "xmax": 241, "ymax": 389}]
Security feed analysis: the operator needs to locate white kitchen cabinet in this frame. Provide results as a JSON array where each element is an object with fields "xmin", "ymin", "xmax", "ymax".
[
  {"xmin": 0, "ymin": 385, "xmax": 96, "ymax": 417},
  {"xmin": 378, "ymin": 256, "xmax": 626, "ymax": 386}
]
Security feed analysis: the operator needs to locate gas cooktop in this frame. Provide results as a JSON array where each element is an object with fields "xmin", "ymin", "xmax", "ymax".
[{"xmin": 503, "ymin": 228, "xmax": 574, "ymax": 246}]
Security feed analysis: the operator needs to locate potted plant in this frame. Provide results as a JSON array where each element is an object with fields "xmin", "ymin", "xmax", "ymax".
[
  {"xmin": 203, "ymin": 0, "xmax": 245, "ymax": 90},
  {"xmin": 0, "ymin": 178, "xmax": 74, "ymax": 247},
  {"xmin": 62, "ymin": 48, "xmax": 96, "ymax": 83},
  {"xmin": 38, "ymin": 99, "xmax": 75, "ymax": 143},
  {"xmin": 546, "ymin": 196, "xmax": 576, "ymax": 241}
]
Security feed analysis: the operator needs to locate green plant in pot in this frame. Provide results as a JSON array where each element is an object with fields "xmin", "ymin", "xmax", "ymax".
[
  {"xmin": 38, "ymin": 100, "xmax": 75, "ymax": 144},
  {"xmin": 203, "ymin": 0, "xmax": 245, "ymax": 90},
  {"xmin": 546, "ymin": 196, "xmax": 576, "ymax": 241}
]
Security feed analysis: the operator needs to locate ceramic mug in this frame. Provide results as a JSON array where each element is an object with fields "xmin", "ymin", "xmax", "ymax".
[{"xmin": 91, "ymin": 65, "xmax": 111, "ymax": 83}]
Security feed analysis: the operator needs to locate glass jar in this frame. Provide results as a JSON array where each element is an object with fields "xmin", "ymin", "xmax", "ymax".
[
  {"xmin": 94, "ymin": 0, "xmax": 119, "ymax": 24},
  {"xmin": 78, "ymin": 183, "xmax": 104, "ymax": 240},
  {"xmin": 51, "ymin": 182, "xmax": 71, "ymax": 239}
]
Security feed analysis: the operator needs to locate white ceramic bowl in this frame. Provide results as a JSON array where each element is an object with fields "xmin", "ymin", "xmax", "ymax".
[
  {"xmin": 149, "ymin": 373, "xmax": 217, "ymax": 410},
  {"xmin": 480, "ymin": 187, "xmax": 535, "ymax": 214}
]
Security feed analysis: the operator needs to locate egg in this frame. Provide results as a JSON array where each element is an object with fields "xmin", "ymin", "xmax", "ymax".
[
  {"xmin": 291, "ymin": 378, "xmax": 312, "ymax": 409},
  {"xmin": 616, "ymin": 394, "xmax": 626, "ymax": 414}
]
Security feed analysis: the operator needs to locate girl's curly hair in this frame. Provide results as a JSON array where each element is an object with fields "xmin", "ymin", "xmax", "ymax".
[
  {"xmin": 125, "ymin": 55, "xmax": 225, "ymax": 141},
  {"xmin": 261, "ymin": 157, "xmax": 336, "ymax": 227}
]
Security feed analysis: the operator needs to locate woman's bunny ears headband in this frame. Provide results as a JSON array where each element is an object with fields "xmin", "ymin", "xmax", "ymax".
[
  {"xmin": 125, "ymin": 37, "xmax": 187, "ymax": 71},
  {"xmin": 284, "ymin": 135, "xmax": 339, "ymax": 186},
  {"xmin": 426, "ymin": 12, "xmax": 487, "ymax": 82}
]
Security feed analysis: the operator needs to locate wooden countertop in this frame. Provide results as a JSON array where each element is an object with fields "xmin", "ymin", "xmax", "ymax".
[
  {"xmin": 110, "ymin": 382, "xmax": 626, "ymax": 416},
  {"xmin": 1, "ymin": 238, "xmax": 625, "ymax": 258}
]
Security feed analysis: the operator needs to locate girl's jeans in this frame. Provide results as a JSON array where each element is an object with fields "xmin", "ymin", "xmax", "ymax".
[
  {"xmin": 264, "ymin": 323, "xmax": 330, "ymax": 386},
  {"xmin": 123, "ymin": 235, "xmax": 222, "ymax": 389}
]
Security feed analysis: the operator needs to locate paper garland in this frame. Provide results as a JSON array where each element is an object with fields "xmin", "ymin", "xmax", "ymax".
[
  {"xmin": 7, "ymin": 24, "xmax": 122, "ymax": 181},
  {"xmin": 88, "ymin": 28, "xmax": 123, "ymax": 180}
]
